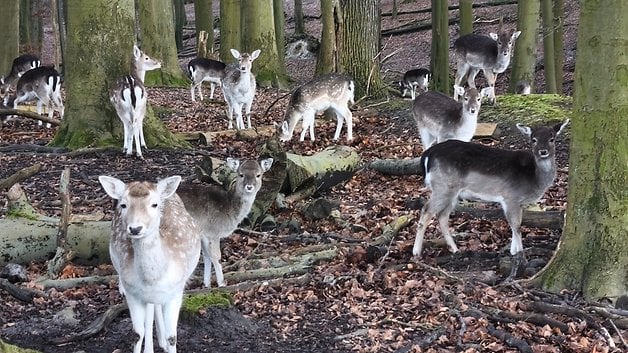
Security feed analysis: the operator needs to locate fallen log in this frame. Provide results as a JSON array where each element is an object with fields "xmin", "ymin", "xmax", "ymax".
[
  {"xmin": 0, "ymin": 164, "xmax": 42, "ymax": 190},
  {"xmin": 0, "ymin": 108, "xmax": 61, "ymax": 126}
]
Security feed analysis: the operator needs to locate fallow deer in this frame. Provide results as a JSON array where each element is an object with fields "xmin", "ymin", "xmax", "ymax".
[
  {"xmin": 188, "ymin": 57, "xmax": 226, "ymax": 102},
  {"xmin": 177, "ymin": 157, "xmax": 273, "ymax": 288},
  {"xmin": 99, "ymin": 175, "xmax": 201, "ymax": 353},
  {"xmin": 221, "ymin": 49, "xmax": 261, "ymax": 130},
  {"xmin": 395, "ymin": 68, "xmax": 430, "ymax": 100},
  {"xmin": 279, "ymin": 73, "xmax": 355, "ymax": 142},
  {"xmin": 412, "ymin": 120, "xmax": 570, "ymax": 280},
  {"xmin": 110, "ymin": 45, "xmax": 161, "ymax": 159},
  {"xmin": 0, "ymin": 54, "xmax": 41, "ymax": 96}
]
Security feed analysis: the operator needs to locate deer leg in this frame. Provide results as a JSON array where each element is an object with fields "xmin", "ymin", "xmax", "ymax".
[
  {"xmin": 332, "ymin": 110, "xmax": 345, "ymax": 141},
  {"xmin": 154, "ymin": 304, "xmax": 167, "ymax": 350},
  {"xmin": 467, "ymin": 68, "xmax": 480, "ymax": 88},
  {"xmin": 125, "ymin": 294, "xmax": 147, "ymax": 353},
  {"xmin": 209, "ymin": 238, "xmax": 225, "ymax": 287},
  {"xmin": 132, "ymin": 116, "xmax": 144, "ymax": 159},
  {"xmin": 190, "ymin": 83, "xmax": 197, "ymax": 102},
  {"xmin": 344, "ymin": 108, "xmax": 353, "ymax": 141},
  {"xmin": 200, "ymin": 236, "xmax": 213, "ymax": 287},
  {"xmin": 122, "ymin": 114, "xmax": 133, "ymax": 155},
  {"xmin": 244, "ymin": 101, "xmax": 252, "ymax": 129},
  {"xmin": 413, "ymin": 203, "xmax": 435, "ymax": 257},
  {"xmin": 484, "ymin": 70, "xmax": 498, "ymax": 105},
  {"xmin": 209, "ymin": 82, "xmax": 216, "ymax": 100},
  {"xmin": 143, "ymin": 303, "xmax": 155, "ymax": 353},
  {"xmin": 161, "ymin": 295, "xmax": 182, "ymax": 353},
  {"xmin": 225, "ymin": 102, "xmax": 234, "ymax": 129},
  {"xmin": 419, "ymin": 128, "xmax": 436, "ymax": 149},
  {"xmin": 503, "ymin": 203, "xmax": 527, "ymax": 279}
]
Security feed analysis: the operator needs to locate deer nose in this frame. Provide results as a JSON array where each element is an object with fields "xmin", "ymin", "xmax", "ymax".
[
  {"xmin": 538, "ymin": 149, "xmax": 549, "ymax": 157},
  {"xmin": 470, "ymin": 108, "xmax": 476, "ymax": 114},
  {"xmin": 129, "ymin": 226, "xmax": 143, "ymax": 235},
  {"xmin": 245, "ymin": 184, "xmax": 255, "ymax": 192}
]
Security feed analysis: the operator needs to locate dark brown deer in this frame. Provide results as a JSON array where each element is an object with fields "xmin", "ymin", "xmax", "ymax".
[
  {"xmin": 0, "ymin": 54, "xmax": 41, "ymax": 96},
  {"xmin": 395, "ymin": 68, "xmax": 430, "ymax": 100},
  {"xmin": 412, "ymin": 120, "xmax": 569, "ymax": 280},
  {"xmin": 188, "ymin": 57, "xmax": 226, "ymax": 102}
]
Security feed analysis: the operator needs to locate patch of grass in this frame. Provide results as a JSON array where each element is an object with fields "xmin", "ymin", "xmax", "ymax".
[
  {"xmin": 181, "ymin": 290, "xmax": 233, "ymax": 317},
  {"xmin": 480, "ymin": 94, "xmax": 572, "ymax": 126}
]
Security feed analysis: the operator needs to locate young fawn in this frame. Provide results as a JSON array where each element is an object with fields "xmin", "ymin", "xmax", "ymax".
[
  {"xmin": 188, "ymin": 57, "xmax": 226, "ymax": 102},
  {"xmin": 221, "ymin": 49, "xmax": 261, "ymax": 130},
  {"xmin": 453, "ymin": 26, "xmax": 521, "ymax": 104},
  {"xmin": 395, "ymin": 68, "xmax": 430, "ymax": 100},
  {"xmin": 412, "ymin": 120, "xmax": 569, "ymax": 280},
  {"xmin": 177, "ymin": 157, "xmax": 273, "ymax": 287},
  {"xmin": 110, "ymin": 45, "xmax": 161, "ymax": 159},
  {"xmin": 279, "ymin": 73, "xmax": 355, "ymax": 142},
  {"xmin": 412, "ymin": 85, "xmax": 492, "ymax": 149},
  {"xmin": 3, "ymin": 66, "xmax": 64, "ymax": 127},
  {"xmin": 0, "ymin": 54, "xmax": 41, "ymax": 96},
  {"xmin": 99, "ymin": 175, "xmax": 201, "ymax": 353}
]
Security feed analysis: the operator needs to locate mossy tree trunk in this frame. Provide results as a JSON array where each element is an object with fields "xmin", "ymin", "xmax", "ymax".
[
  {"xmin": 0, "ymin": 0, "xmax": 19, "ymax": 75},
  {"xmin": 538, "ymin": 0, "xmax": 628, "ymax": 303},
  {"xmin": 540, "ymin": 0, "xmax": 556, "ymax": 93},
  {"xmin": 315, "ymin": 0, "xmax": 339, "ymax": 75},
  {"xmin": 459, "ymin": 0, "xmax": 473, "ymax": 36},
  {"xmin": 552, "ymin": 0, "xmax": 564, "ymax": 93},
  {"xmin": 509, "ymin": 0, "xmax": 540, "ymax": 93},
  {"xmin": 219, "ymin": 0, "xmax": 240, "ymax": 64},
  {"xmin": 273, "ymin": 0, "xmax": 286, "ymax": 68},
  {"xmin": 430, "ymin": 0, "xmax": 449, "ymax": 94},
  {"xmin": 50, "ymin": 0, "xmax": 186, "ymax": 151},
  {"xmin": 194, "ymin": 0, "xmax": 214, "ymax": 56},
  {"xmin": 137, "ymin": 0, "xmax": 187, "ymax": 87},
  {"xmin": 339, "ymin": 0, "xmax": 385, "ymax": 99},
  {"xmin": 241, "ymin": 0, "xmax": 288, "ymax": 88}
]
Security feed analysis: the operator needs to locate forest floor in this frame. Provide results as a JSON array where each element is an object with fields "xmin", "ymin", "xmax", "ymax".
[{"xmin": 1, "ymin": 1, "xmax": 626, "ymax": 353}]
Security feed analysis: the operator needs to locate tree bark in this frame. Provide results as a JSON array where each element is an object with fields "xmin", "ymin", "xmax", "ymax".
[
  {"xmin": 194, "ymin": 0, "xmax": 214, "ymax": 56},
  {"xmin": 315, "ymin": 0, "xmax": 339, "ymax": 75},
  {"xmin": 540, "ymin": 0, "xmax": 557, "ymax": 93},
  {"xmin": 273, "ymin": 0, "xmax": 286, "ymax": 70},
  {"xmin": 459, "ymin": 0, "xmax": 473, "ymax": 36},
  {"xmin": 537, "ymin": 0, "xmax": 628, "ymax": 302},
  {"xmin": 509, "ymin": 0, "xmax": 540, "ymax": 93},
  {"xmin": 173, "ymin": 0, "xmax": 186, "ymax": 51},
  {"xmin": 219, "ymin": 0, "xmax": 240, "ymax": 63},
  {"xmin": 552, "ymin": 0, "xmax": 564, "ymax": 93},
  {"xmin": 339, "ymin": 0, "xmax": 385, "ymax": 99},
  {"xmin": 294, "ymin": 0, "xmax": 305, "ymax": 35},
  {"xmin": 430, "ymin": 0, "xmax": 449, "ymax": 94},
  {"xmin": 0, "ymin": 0, "xmax": 19, "ymax": 74},
  {"xmin": 50, "ymin": 0, "xmax": 187, "ymax": 151}
]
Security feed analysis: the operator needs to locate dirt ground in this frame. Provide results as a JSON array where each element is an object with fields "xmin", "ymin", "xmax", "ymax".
[{"xmin": 1, "ymin": 1, "xmax": 625, "ymax": 353}]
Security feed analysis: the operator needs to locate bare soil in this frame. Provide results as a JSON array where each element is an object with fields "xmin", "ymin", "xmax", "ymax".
[{"xmin": 1, "ymin": 1, "xmax": 625, "ymax": 353}]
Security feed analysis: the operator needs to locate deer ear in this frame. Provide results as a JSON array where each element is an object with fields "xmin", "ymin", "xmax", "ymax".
[
  {"xmin": 99, "ymin": 176, "xmax": 127, "ymax": 200},
  {"xmin": 516, "ymin": 123, "xmax": 533, "ymax": 137},
  {"xmin": 251, "ymin": 49, "xmax": 261, "ymax": 60},
  {"xmin": 230, "ymin": 48, "xmax": 240, "ymax": 59},
  {"xmin": 157, "ymin": 176, "xmax": 182, "ymax": 199},
  {"xmin": 226, "ymin": 158, "xmax": 240, "ymax": 171},
  {"xmin": 489, "ymin": 33, "xmax": 499, "ymax": 41},
  {"xmin": 133, "ymin": 45, "xmax": 141, "ymax": 59},
  {"xmin": 555, "ymin": 119, "xmax": 570, "ymax": 135},
  {"xmin": 453, "ymin": 85, "xmax": 465, "ymax": 98},
  {"xmin": 512, "ymin": 31, "xmax": 522, "ymax": 40},
  {"xmin": 260, "ymin": 158, "xmax": 274, "ymax": 172}
]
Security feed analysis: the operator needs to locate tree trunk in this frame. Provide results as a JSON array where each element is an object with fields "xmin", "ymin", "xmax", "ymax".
[
  {"xmin": 0, "ymin": 0, "xmax": 19, "ymax": 74},
  {"xmin": 219, "ymin": 0, "xmax": 240, "ymax": 63},
  {"xmin": 430, "ymin": 0, "xmax": 449, "ymax": 94},
  {"xmin": 509, "ymin": 0, "xmax": 540, "ymax": 93},
  {"xmin": 194, "ymin": 0, "xmax": 214, "ymax": 56},
  {"xmin": 540, "ymin": 0, "xmax": 556, "ymax": 93},
  {"xmin": 552, "ymin": 0, "xmax": 564, "ymax": 93},
  {"xmin": 315, "ymin": 0, "xmax": 339, "ymax": 75},
  {"xmin": 137, "ymin": 0, "xmax": 187, "ymax": 86},
  {"xmin": 241, "ymin": 0, "xmax": 288, "ymax": 88},
  {"xmin": 339, "ymin": 0, "xmax": 385, "ymax": 99},
  {"xmin": 50, "ymin": 0, "xmax": 186, "ymax": 151},
  {"xmin": 459, "ymin": 0, "xmax": 473, "ymax": 36},
  {"xmin": 273, "ymin": 0, "xmax": 286, "ymax": 71},
  {"xmin": 173, "ymin": 0, "xmax": 186, "ymax": 51},
  {"xmin": 294, "ymin": 0, "xmax": 305, "ymax": 35},
  {"xmin": 537, "ymin": 0, "xmax": 628, "ymax": 302}
]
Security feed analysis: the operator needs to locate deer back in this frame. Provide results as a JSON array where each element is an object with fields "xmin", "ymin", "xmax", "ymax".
[
  {"xmin": 110, "ymin": 45, "xmax": 161, "ymax": 111},
  {"xmin": 5, "ymin": 66, "xmax": 61, "ymax": 106},
  {"xmin": 188, "ymin": 57, "xmax": 226, "ymax": 82},
  {"xmin": 1, "ymin": 54, "xmax": 41, "ymax": 94}
]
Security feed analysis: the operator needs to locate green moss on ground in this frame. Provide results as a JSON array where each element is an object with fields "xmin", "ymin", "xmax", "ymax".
[
  {"xmin": 181, "ymin": 290, "xmax": 234, "ymax": 318},
  {"xmin": 0, "ymin": 339, "xmax": 41, "ymax": 353},
  {"xmin": 479, "ymin": 94, "xmax": 572, "ymax": 126}
]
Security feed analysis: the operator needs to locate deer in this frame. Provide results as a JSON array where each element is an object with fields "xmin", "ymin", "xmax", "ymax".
[
  {"xmin": 3, "ymin": 66, "xmax": 64, "ymax": 128},
  {"xmin": 515, "ymin": 80, "xmax": 532, "ymax": 95},
  {"xmin": 177, "ymin": 157, "xmax": 273, "ymax": 288},
  {"xmin": 110, "ymin": 45, "xmax": 161, "ymax": 159},
  {"xmin": 412, "ymin": 85, "xmax": 492, "ymax": 150},
  {"xmin": 412, "ymin": 119, "xmax": 570, "ymax": 280},
  {"xmin": 453, "ymin": 25, "xmax": 521, "ymax": 104},
  {"xmin": 0, "ymin": 54, "xmax": 41, "ymax": 96},
  {"xmin": 395, "ymin": 68, "xmax": 430, "ymax": 100},
  {"xmin": 98, "ymin": 175, "xmax": 201, "ymax": 353},
  {"xmin": 188, "ymin": 57, "xmax": 226, "ymax": 102},
  {"xmin": 221, "ymin": 48, "xmax": 261, "ymax": 130},
  {"xmin": 279, "ymin": 73, "xmax": 355, "ymax": 142}
]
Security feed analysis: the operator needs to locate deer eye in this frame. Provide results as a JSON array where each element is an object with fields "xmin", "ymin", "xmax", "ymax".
[
  {"xmin": 550, "ymin": 138, "xmax": 555, "ymax": 143},
  {"xmin": 239, "ymin": 174, "xmax": 245, "ymax": 178},
  {"xmin": 532, "ymin": 138, "xmax": 538, "ymax": 143},
  {"xmin": 151, "ymin": 203, "xmax": 158, "ymax": 208},
  {"xmin": 120, "ymin": 203, "xmax": 127, "ymax": 209},
  {"xmin": 256, "ymin": 174, "xmax": 262, "ymax": 178}
]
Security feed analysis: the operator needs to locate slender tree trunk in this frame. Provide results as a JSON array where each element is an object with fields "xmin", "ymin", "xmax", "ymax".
[
  {"xmin": 173, "ymin": 0, "xmax": 186, "ymax": 51},
  {"xmin": 219, "ymin": 0, "xmax": 240, "ymax": 63},
  {"xmin": 0, "ymin": 0, "xmax": 19, "ymax": 74},
  {"xmin": 194, "ymin": 0, "xmax": 214, "ymax": 56},
  {"xmin": 552, "ymin": 0, "xmax": 564, "ymax": 93},
  {"xmin": 50, "ymin": 0, "xmax": 184, "ymax": 151},
  {"xmin": 339, "ymin": 0, "xmax": 384, "ymax": 99},
  {"xmin": 537, "ymin": 0, "xmax": 628, "ymax": 302},
  {"xmin": 294, "ymin": 0, "xmax": 305, "ymax": 34},
  {"xmin": 540, "ymin": 0, "xmax": 556, "ymax": 93},
  {"xmin": 137, "ymin": 0, "xmax": 187, "ymax": 86},
  {"xmin": 509, "ymin": 0, "xmax": 540, "ymax": 92},
  {"xmin": 241, "ymin": 0, "xmax": 288, "ymax": 88},
  {"xmin": 315, "ymin": 0, "xmax": 339, "ymax": 75},
  {"xmin": 430, "ymin": 0, "xmax": 449, "ymax": 94},
  {"xmin": 459, "ymin": 0, "xmax": 473, "ymax": 36},
  {"xmin": 273, "ymin": 0, "xmax": 286, "ymax": 69}
]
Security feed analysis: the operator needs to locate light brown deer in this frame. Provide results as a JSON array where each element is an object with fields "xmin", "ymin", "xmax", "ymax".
[
  {"xmin": 99, "ymin": 175, "xmax": 201, "ymax": 353},
  {"xmin": 413, "ymin": 120, "xmax": 569, "ymax": 280},
  {"xmin": 221, "ymin": 49, "xmax": 261, "ymax": 129}
]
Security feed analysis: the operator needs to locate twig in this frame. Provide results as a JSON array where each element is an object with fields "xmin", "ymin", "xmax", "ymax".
[
  {"xmin": 608, "ymin": 319, "xmax": 628, "ymax": 350},
  {"xmin": 487, "ymin": 325, "xmax": 533, "ymax": 353}
]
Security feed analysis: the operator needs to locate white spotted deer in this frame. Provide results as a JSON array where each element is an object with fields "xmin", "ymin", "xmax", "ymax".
[
  {"xmin": 395, "ymin": 68, "xmax": 430, "ymax": 100},
  {"xmin": 1, "ymin": 54, "xmax": 41, "ymax": 96},
  {"xmin": 221, "ymin": 49, "xmax": 261, "ymax": 130},
  {"xmin": 188, "ymin": 57, "xmax": 226, "ymax": 102},
  {"xmin": 453, "ymin": 25, "xmax": 521, "ymax": 104},
  {"xmin": 279, "ymin": 73, "xmax": 355, "ymax": 142},
  {"xmin": 98, "ymin": 175, "xmax": 201, "ymax": 353},
  {"xmin": 412, "ymin": 85, "xmax": 492, "ymax": 149},
  {"xmin": 110, "ymin": 45, "xmax": 161, "ymax": 159},
  {"xmin": 177, "ymin": 157, "xmax": 273, "ymax": 287},
  {"xmin": 3, "ymin": 66, "xmax": 64, "ymax": 128},
  {"xmin": 412, "ymin": 119, "xmax": 569, "ymax": 280}
]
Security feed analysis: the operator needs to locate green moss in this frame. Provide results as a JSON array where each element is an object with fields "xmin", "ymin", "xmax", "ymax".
[
  {"xmin": 181, "ymin": 290, "xmax": 233, "ymax": 316},
  {"xmin": 479, "ymin": 94, "xmax": 572, "ymax": 126},
  {"xmin": 0, "ymin": 339, "xmax": 42, "ymax": 353},
  {"xmin": 7, "ymin": 208, "xmax": 40, "ymax": 221}
]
